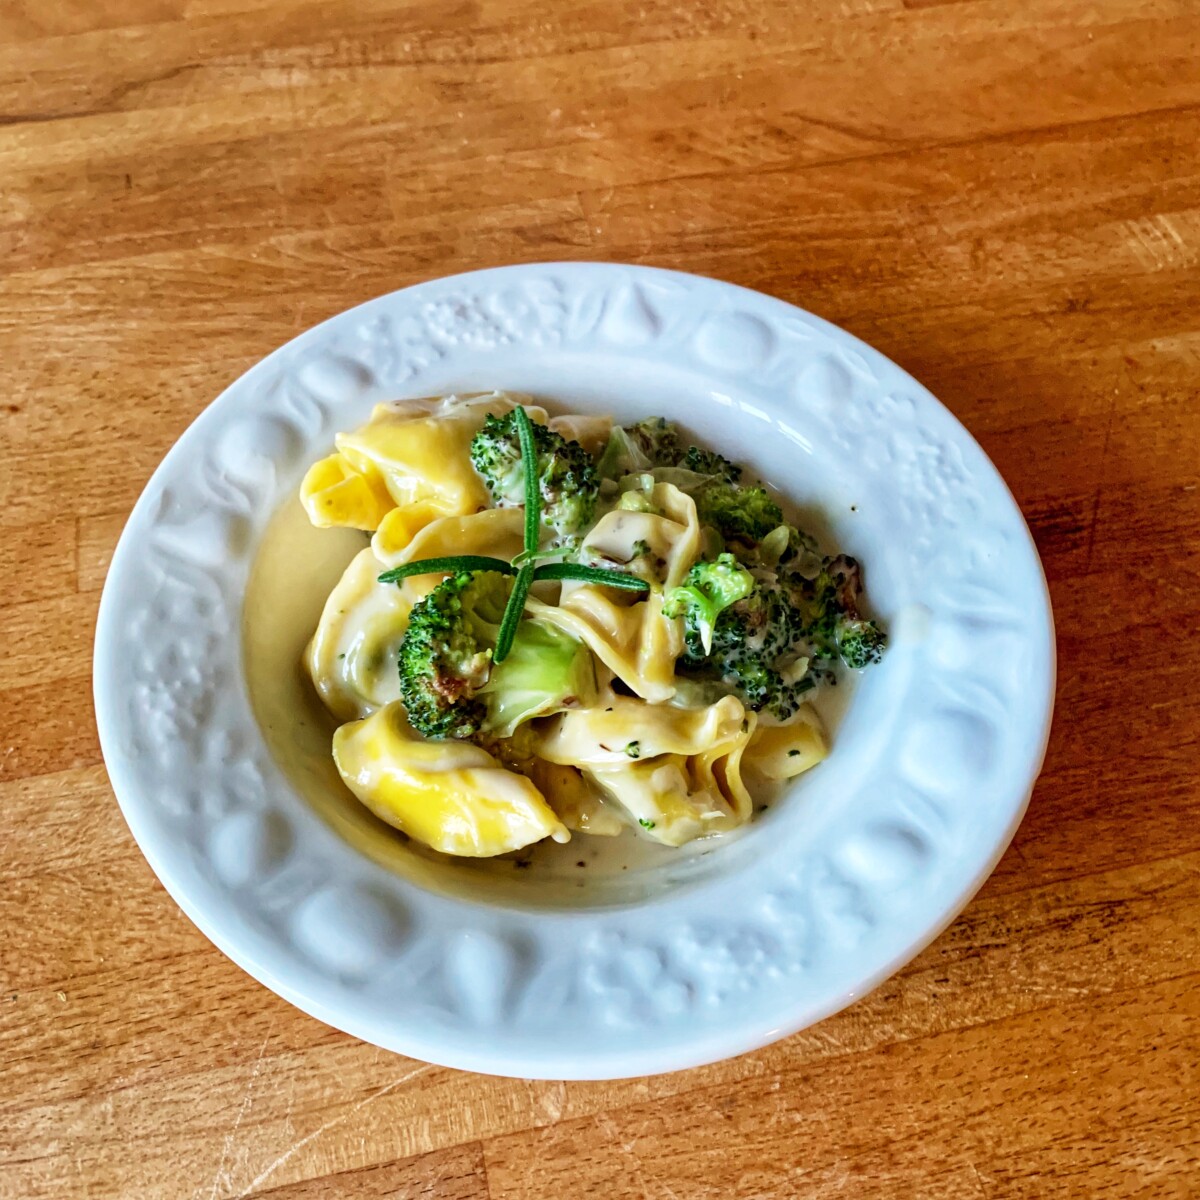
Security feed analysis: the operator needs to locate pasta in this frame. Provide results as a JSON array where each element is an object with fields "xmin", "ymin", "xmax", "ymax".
[
  {"xmin": 335, "ymin": 703, "xmax": 568, "ymax": 856},
  {"xmin": 300, "ymin": 392, "xmax": 544, "ymax": 533},
  {"xmin": 528, "ymin": 481, "xmax": 700, "ymax": 702},
  {"xmin": 745, "ymin": 707, "xmax": 829, "ymax": 780},
  {"xmin": 373, "ymin": 507, "xmax": 527, "ymax": 598},
  {"xmin": 534, "ymin": 694, "xmax": 745, "ymax": 767},
  {"xmin": 306, "ymin": 547, "xmax": 413, "ymax": 723},
  {"xmin": 297, "ymin": 392, "xmax": 888, "ymax": 859}
]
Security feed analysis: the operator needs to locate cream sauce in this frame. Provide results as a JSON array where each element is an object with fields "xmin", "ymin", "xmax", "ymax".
[{"xmin": 243, "ymin": 493, "xmax": 856, "ymax": 909}]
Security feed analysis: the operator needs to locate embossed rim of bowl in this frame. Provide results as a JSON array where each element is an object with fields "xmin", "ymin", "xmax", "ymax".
[{"xmin": 94, "ymin": 262, "xmax": 1055, "ymax": 1079}]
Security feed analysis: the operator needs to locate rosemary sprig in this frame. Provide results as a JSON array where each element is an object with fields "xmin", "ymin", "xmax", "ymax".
[
  {"xmin": 515, "ymin": 403, "xmax": 541, "ymax": 558},
  {"xmin": 491, "ymin": 405, "xmax": 544, "ymax": 663},
  {"xmin": 532, "ymin": 562, "xmax": 649, "ymax": 592},
  {"xmin": 377, "ymin": 555, "xmax": 515, "ymax": 584},
  {"xmin": 377, "ymin": 404, "xmax": 649, "ymax": 664},
  {"xmin": 495, "ymin": 563, "xmax": 534, "ymax": 662}
]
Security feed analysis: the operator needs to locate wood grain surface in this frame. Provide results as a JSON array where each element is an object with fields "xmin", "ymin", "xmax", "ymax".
[{"xmin": 2, "ymin": 0, "xmax": 1198, "ymax": 1196}]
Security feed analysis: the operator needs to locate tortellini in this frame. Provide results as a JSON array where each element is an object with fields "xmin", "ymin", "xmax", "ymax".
[
  {"xmin": 548, "ymin": 413, "xmax": 612, "ymax": 456},
  {"xmin": 524, "ymin": 759, "xmax": 625, "ymax": 837},
  {"xmin": 306, "ymin": 547, "xmax": 413, "ymax": 723},
  {"xmin": 745, "ymin": 707, "xmax": 829, "ymax": 780},
  {"xmin": 586, "ymin": 713, "xmax": 755, "ymax": 847},
  {"xmin": 300, "ymin": 392, "xmax": 544, "ymax": 533},
  {"xmin": 530, "ymin": 482, "xmax": 700, "ymax": 702},
  {"xmin": 300, "ymin": 452, "xmax": 396, "ymax": 531},
  {"xmin": 334, "ymin": 703, "xmax": 569, "ymax": 856},
  {"xmin": 297, "ymin": 394, "xmax": 843, "ymax": 861},
  {"xmin": 373, "ymin": 507, "xmax": 526, "ymax": 597},
  {"xmin": 534, "ymin": 695, "xmax": 745, "ymax": 768}
]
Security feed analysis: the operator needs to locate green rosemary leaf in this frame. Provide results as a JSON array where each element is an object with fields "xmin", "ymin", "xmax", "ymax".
[
  {"xmin": 377, "ymin": 555, "xmax": 515, "ymax": 584},
  {"xmin": 532, "ymin": 563, "xmax": 650, "ymax": 592},
  {"xmin": 494, "ymin": 562, "xmax": 535, "ymax": 663},
  {"xmin": 514, "ymin": 404, "xmax": 541, "ymax": 555}
]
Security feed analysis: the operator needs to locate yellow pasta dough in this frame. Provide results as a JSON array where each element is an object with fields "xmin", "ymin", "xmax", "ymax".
[
  {"xmin": 745, "ymin": 708, "xmax": 829, "ymax": 780},
  {"xmin": 306, "ymin": 547, "xmax": 413, "ymax": 723},
  {"xmin": 334, "ymin": 703, "xmax": 569, "ymax": 856},
  {"xmin": 301, "ymin": 392, "xmax": 544, "ymax": 534}
]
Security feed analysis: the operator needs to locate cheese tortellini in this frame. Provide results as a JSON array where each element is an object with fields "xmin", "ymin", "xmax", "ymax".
[
  {"xmin": 306, "ymin": 547, "xmax": 413, "ymax": 722},
  {"xmin": 529, "ymin": 481, "xmax": 700, "ymax": 702},
  {"xmin": 297, "ymin": 392, "xmax": 862, "ymax": 861},
  {"xmin": 300, "ymin": 392, "xmax": 544, "ymax": 533},
  {"xmin": 335, "ymin": 703, "xmax": 568, "ymax": 856}
]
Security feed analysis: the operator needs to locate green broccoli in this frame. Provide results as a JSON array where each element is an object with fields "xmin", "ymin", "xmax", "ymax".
[
  {"xmin": 470, "ymin": 411, "xmax": 599, "ymax": 545},
  {"xmin": 624, "ymin": 417, "xmax": 682, "ymax": 466},
  {"xmin": 715, "ymin": 649, "xmax": 814, "ymax": 723},
  {"xmin": 662, "ymin": 553, "xmax": 755, "ymax": 655},
  {"xmin": 479, "ymin": 614, "xmax": 597, "ymax": 736},
  {"xmin": 674, "ymin": 574, "xmax": 813, "ymax": 722},
  {"xmin": 701, "ymin": 580, "xmax": 796, "ymax": 665},
  {"xmin": 742, "ymin": 522, "xmax": 821, "ymax": 571},
  {"xmin": 398, "ymin": 571, "xmax": 595, "ymax": 739},
  {"xmin": 398, "ymin": 570, "xmax": 501, "ymax": 739},
  {"xmin": 694, "ymin": 483, "xmax": 783, "ymax": 544},
  {"xmin": 614, "ymin": 474, "xmax": 662, "ymax": 514},
  {"xmin": 836, "ymin": 617, "xmax": 887, "ymax": 669},
  {"xmin": 786, "ymin": 553, "xmax": 888, "ymax": 670},
  {"xmin": 598, "ymin": 417, "xmax": 746, "ymax": 488},
  {"xmin": 681, "ymin": 445, "xmax": 742, "ymax": 484}
]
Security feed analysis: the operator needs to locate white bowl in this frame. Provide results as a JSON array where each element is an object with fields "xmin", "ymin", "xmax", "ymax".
[{"xmin": 94, "ymin": 263, "xmax": 1054, "ymax": 1079}]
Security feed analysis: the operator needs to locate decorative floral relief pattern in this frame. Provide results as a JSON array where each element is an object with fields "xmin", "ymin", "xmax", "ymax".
[{"xmin": 96, "ymin": 264, "xmax": 1052, "ymax": 1071}]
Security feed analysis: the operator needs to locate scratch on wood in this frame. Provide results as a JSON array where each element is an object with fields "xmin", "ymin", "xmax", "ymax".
[
  {"xmin": 1123, "ymin": 213, "xmax": 1198, "ymax": 272},
  {"xmin": 206, "ymin": 1025, "xmax": 274, "ymax": 1200},
  {"xmin": 233, "ymin": 1063, "xmax": 433, "ymax": 1198}
]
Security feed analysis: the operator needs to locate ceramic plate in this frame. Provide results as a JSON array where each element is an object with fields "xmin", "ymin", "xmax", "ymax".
[{"xmin": 94, "ymin": 262, "xmax": 1055, "ymax": 1079}]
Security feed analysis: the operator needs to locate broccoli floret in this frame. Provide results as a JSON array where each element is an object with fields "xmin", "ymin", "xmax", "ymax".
[
  {"xmin": 470, "ymin": 411, "xmax": 599, "ymax": 545},
  {"xmin": 624, "ymin": 417, "xmax": 682, "ymax": 466},
  {"xmin": 399, "ymin": 571, "xmax": 595, "ymax": 739},
  {"xmin": 680, "ymin": 445, "xmax": 742, "ymax": 484},
  {"xmin": 614, "ymin": 474, "xmax": 662, "ymax": 514},
  {"xmin": 669, "ymin": 563, "xmax": 848, "ymax": 720},
  {"xmin": 695, "ymin": 483, "xmax": 783, "ymax": 544},
  {"xmin": 600, "ymin": 418, "xmax": 751, "ymax": 503},
  {"xmin": 776, "ymin": 524, "xmax": 819, "ymax": 566},
  {"xmin": 716, "ymin": 649, "xmax": 814, "ymax": 723},
  {"xmin": 836, "ymin": 617, "xmax": 887, "ymax": 668},
  {"xmin": 399, "ymin": 570, "xmax": 502, "ymax": 740},
  {"xmin": 662, "ymin": 554, "xmax": 754, "ymax": 655},
  {"xmin": 786, "ymin": 553, "xmax": 888, "ymax": 669},
  {"xmin": 674, "ymin": 574, "xmax": 812, "ymax": 721},
  {"xmin": 702, "ymin": 581, "xmax": 796, "ymax": 665}
]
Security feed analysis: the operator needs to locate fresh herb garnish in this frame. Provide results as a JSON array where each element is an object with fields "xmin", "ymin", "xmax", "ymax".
[
  {"xmin": 532, "ymin": 562, "xmax": 651, "ymax": 591},
  {"xmin": 495, "ymin": 562, "xmax": 534, "ymax": 663},
  {"xmin": 378, "ymin": 555, "xmax": 515, "ymax": 583},
  {"xmin": 625, "ymin": 741, "xmax": 641, "ymax": 759},
  {"xmin": 638, "ymin": 818, "xmax": 656, "ymax": 829},
  {"xmin": 516, "ymin": 404, "xmax": 542, "ymax": 558},
  {"xmin": 378, "ymin": 405, "xmax": 651, "ymax": 662}
]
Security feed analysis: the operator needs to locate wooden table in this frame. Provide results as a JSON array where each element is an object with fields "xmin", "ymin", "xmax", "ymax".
[{"xmin": 3, "ymin": 1, "xmax": 1198, "ymax": 1196}]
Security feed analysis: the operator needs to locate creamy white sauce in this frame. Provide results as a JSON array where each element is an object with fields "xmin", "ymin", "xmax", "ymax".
[{"xmin": 243, "ymin": 494, "xmax": 856, "ymax": 909}]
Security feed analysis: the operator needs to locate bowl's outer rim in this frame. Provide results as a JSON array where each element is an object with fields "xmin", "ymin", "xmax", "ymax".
[{"xmin": 93, "ymin": 260, "xmax": 1057, "ymax": 1079}]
